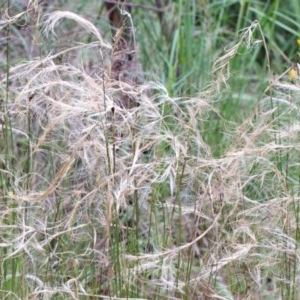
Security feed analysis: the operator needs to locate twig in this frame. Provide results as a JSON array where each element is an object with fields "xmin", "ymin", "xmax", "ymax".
[{"xmin": 104, "ymin": 0, "xmax": 167, "ymax": 12}]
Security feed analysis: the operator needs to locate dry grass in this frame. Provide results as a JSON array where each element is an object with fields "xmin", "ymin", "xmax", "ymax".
[{"xmin": 1, "ymin": 5, "xmax": 300, "ymax": 300}]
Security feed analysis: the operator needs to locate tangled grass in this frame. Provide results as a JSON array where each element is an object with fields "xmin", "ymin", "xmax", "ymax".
[{"xmin": 1, "ymin": 6, "xmax": 300, "ymax": 300}]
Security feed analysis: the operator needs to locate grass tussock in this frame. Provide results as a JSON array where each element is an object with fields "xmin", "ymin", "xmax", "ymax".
[{"xmin": 1, "ymin": 3, "xmax": 300, "ymax": 300}]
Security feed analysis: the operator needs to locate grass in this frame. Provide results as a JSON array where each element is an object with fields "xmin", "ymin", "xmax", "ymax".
[{"xmin": 1, "ymin": 0, "xmax": 300, "ymax": 299}]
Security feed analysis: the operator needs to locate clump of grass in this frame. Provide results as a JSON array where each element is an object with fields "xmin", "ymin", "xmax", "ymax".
[{"xmin": 1, "ymin": 2, "xmax": 300, "ymax": 300}]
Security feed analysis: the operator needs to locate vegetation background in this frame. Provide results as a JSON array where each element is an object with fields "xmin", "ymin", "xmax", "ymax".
[{"xmin": 1, "ymin": 0, "xmax": 300, "ymax": 299}]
